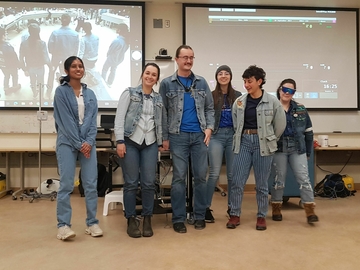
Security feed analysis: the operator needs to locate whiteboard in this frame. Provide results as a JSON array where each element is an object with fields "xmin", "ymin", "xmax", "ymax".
[
  {"xmin": 0, "ymin": 110, "xmax": 56, "ymax": 133},
  {"xmin": 309, "ymin": 111, "xmax": 360, "ymax": 133}
]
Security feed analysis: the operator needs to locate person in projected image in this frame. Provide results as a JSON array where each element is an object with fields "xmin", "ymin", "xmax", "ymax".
[
  {"xmin": 159, "ymin": 45, "xmax": 215, "ymax": 233},
  {"xmin": 114, "ymin": 63, "xmax": 165, "ymax": 238},
  {"xmin": 19, "ymin": 23, "xmax": 50, "ymax": 98},
  {"xmin": 53, "ymin": 56, "xmax": 103, "ymax": 241},
  {"xmin": 47, "ymin": 13, "xmax": 80, "ymax": 99},
  {"xmin": 0, "ymin": 27, "xmax": 21, "ymax": 96},
  {"xmin": 227, "ymin": 65, "xmax": 286, "ymax": 231},
  {"xmin": 78, "ymin": 22, "xmax": 99, "ymax": 69},
  {"xmin": 101, "ymin": 23, "xmax": 129, "ymax": 88},
  {"xmin": 205, "ymin": 65, "xmax": 241, "ymax": 223},
  {"xmin": 76, "ymin": 21, "xmax": 111, "ymax": 101},
  {"xmin": 269, "ymin": 78, "xmax": 319, "ymax": 224}
]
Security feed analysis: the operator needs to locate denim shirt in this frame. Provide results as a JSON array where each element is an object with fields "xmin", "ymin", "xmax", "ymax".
[
  {"xmin": 213, "ymin": 90, "xmax": 242, "ymax": 134},
  {"xmin": 114, "ymin": 85, "xmax": 164, "ymax": 146},
  {"xmin": 159, "ymin": 71, "xmax": 215, "ymax": 140},
  {"xmin": 277, "ymin": 100, "xmax": 314, "ymax": 157},
  {"xmin": 53, "ymin": 82, "xmax": 98, "ymax": 150},
  {"xmin": 232, "ymin": 91, "xmax": 286, "ymax": 156}
]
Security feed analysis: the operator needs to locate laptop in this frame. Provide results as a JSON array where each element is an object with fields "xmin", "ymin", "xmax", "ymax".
[{"xmin": 100, "ymin": 115, "xmax": 115, "ymax": 130}]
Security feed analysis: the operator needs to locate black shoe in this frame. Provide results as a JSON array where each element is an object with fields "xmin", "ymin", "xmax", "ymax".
[
  {"xmin": 127, "ymin": 217, "xmax": 141, "ymax": 238},
  {"xmin": 194, "ymin": 220, "xmax": 206, "ymax": 230},
  {"xmin": 173, "ymin": 222, "xmax": 187, "ymax": 233},
  {"xmin": 205, "ymin": 208, "xmax": 215, "ymax": 223},
  {"xmin": 142, "ymin": 216, "xmax": 153, "ymax": 237}
]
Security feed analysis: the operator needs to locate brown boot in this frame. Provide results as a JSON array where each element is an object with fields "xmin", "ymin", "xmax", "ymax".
[
  {"xmin": 304, "ymin": 203, "xmax": 319, "ymax": 224},
  {"xmin": 271, "ymin": 202, "xmax": 283, "ymax": 221}
]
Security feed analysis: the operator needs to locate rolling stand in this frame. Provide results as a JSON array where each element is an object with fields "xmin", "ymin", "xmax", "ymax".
[{"xmin": 18, "ymin": 84, "xmax": 57, "ymax": 203}]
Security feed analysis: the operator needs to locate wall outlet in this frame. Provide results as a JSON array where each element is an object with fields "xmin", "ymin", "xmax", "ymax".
[
  {"xmin": 165, "ymin": 20, "xmax": 170, "ymax": 28},
  {"xmin": 37, "ymin": 110, "xmax": 48, "ymax": 121}
]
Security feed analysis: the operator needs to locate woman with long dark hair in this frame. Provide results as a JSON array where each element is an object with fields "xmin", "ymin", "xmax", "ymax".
[
  {"xmin": 54, "ymin": 56, "xmax": 103, "ymax": 240},
  {"xmin": 205, "ymin": 65, "xmax": 241, "ymax": 222}
]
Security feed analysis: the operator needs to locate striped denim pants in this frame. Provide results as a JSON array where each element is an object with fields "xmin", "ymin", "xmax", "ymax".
[{"xmin": 229, "ymin": 134, "xmax": 273, "ymax": 218}]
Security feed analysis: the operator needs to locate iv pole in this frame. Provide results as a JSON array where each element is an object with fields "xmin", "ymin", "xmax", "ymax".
[{"xmin": 19, "ymin": 83, "xmax": 57, "ymax": 202}]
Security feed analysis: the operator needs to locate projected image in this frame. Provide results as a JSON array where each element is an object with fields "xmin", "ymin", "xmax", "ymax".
[
  {"xmin": 0, "ymin": 1, "xmax": 143, "ymax": 109},
  {"xmin": 185, "ymin": 5, "xmax": 358, "ymax": 109}
]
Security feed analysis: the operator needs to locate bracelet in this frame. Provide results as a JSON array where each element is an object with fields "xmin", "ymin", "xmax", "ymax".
[{"xmin": 116, "ymin": 140, "xmax": 125, "ymax": 144}]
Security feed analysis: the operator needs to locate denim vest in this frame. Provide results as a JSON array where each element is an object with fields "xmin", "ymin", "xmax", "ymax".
[
  {"xmin": 276, "ymin": 100, "xmax": 313, "ymax": 157},
  {"xmin": 159, "ymin": 72, "xmax": 215, "ymax": 140},
  {"xmin": 213, "ymin": 90, "xmax": 242, "ymax": 134},
  {"xmin": 123, "ymin": 85, "xmax": 164, "ymax": 146},
  {"xmin": 232, "ymin": 91, "xmax": 286, "ymax": 156}
]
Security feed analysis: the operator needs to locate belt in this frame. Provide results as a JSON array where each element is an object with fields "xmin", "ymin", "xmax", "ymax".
[{"xmin": 243, "ymin": 129, "xmax": 258, "ymax": 135}]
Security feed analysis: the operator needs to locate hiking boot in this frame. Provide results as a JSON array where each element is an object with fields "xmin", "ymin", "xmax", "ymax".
[
  {"xmin": 57, "ymin": 225, "xmax": 76, "ymax": 240},
  {"xmin": 226, "ymin": 215, "xmax": 240, "ymax": 229},
  {"xmin": 142, "ymin": 216, "xmax": 153, "ymax": 237},
  {"xmin": 205, "ymin": 208, "xmax": 215, "ymax": 223},
  {"xmin": 173, "ymin": 222, "xmax": 187, "ymax": 233},
  {"xmin": 271, "ymin": 202, "xmax": 283, "ymax": 221},
  {"xmin": 194, "ymin": 220, "xmax": 206, "ymax": 230},
  {"xmin": 256, "ymin": 217, "xmax": 267, "ymax": 230},
  {"xmin": 85, "ymin": 224, "xmax": 103, "ymax": 237},
  {"xmin": 127, "ymin": 217, "xmax": 141, "ymax": 238},
  {"xmin": 304, "ymin": 203, "xmax": 319, "ymax": 224}
]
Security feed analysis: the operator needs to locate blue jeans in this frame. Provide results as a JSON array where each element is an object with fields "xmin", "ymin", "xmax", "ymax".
[
  {"xmin": 120, "ymin": 138, "xmax": 158, "ymax": 218},
  {"xmin": 230, "ymin": 134, "xmax": 273, "ymax": 218},
  {"xmin": 169, "ymin": 132, "xmax": 208, "ymax": 223},
  {"xmin": 206, "ymin": 127, "xmax": 234, "ymax": 208},
  {"xmin": 270, "ymin": 138, "xmax": 314, "ymax": 203},
  {"xmin": 56, "ymin": 144, "xmax": 99, "ymax": 228}
]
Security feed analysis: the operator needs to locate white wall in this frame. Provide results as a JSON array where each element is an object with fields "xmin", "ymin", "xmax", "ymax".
[{"xmin": 1, "ymin": 1, "xmax": 360, "ymax": 188}]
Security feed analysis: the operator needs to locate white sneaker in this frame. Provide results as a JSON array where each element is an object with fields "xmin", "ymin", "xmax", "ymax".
[
  {"xmin": 57, "ymin": 225, "xmax": 76, "ymax": 240},
  {"xmin": 85, "ymin": 224, "xmax": 103, "ymax": 237}
]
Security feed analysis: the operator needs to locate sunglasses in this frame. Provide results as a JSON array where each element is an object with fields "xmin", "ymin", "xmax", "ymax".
[{"xmin": 281, "ymin": 86, "xmax": 296, "ymax": 95}]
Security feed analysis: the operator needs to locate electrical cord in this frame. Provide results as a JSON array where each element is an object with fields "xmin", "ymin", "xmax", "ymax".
[{"xmin": 316, "ymin": 150, "xmax": 353, "ymax": 175}]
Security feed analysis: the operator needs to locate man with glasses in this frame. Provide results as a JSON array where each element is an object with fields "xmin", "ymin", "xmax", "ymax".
[{"xmin": 159, "ymin": 45, "xmax": 215, "ymax": 233}]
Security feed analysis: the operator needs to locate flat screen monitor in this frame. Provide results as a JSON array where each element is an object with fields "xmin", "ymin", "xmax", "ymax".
[
  {"xmin": 0, "ymin": 0, "xmax": 144, "ymax": 110},
  {"xmin": 184, "ymin": 4, "xmax": 359, "ymax": 109}
]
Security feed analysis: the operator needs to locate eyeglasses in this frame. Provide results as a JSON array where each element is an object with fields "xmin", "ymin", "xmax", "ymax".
[
  {"xmin": 281, "ymin": 86, "xmax": 296, "ymax": 95},
  {"xmin": 178, "ymin": 56, "xmax": 195, "ymax": 61}
]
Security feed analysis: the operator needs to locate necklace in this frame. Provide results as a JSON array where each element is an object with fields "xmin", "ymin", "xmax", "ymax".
[{"xmin": 143, "ymin": 93, "xmax": 151, "ymax": 99}]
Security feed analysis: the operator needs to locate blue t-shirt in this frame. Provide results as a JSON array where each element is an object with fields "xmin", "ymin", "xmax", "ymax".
[
  {"xmin": 283, "ymin": 103, "xmax": 295, "ymax": 137},
  {"xmin": 178, "ymin": 75, "xmax": 201, "ymax": 132},
  {"xmin": 219, "ymin": 94, "xmax": 233, "ymax": 128}
]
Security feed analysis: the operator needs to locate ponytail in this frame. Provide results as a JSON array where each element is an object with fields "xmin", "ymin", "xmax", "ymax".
[{"xmin": 59, "ymin": 75, "xmax": 70, "ymax": 84}]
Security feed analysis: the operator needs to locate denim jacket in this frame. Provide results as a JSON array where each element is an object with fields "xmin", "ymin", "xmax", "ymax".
[
  {"xmin": 277, "ymin": 100, "xmax": 313, "ymax": 157},
  {"xmin": 232, "ymin": 91, "xmax": 286, "ymax": 156},
  {"xmin": 53, "ymin": 82, "xmax": 98, "ymax": 150},
  {"xmin": 213, "ymin": 90, "xmax": 242, "ymax": 134},
  {"xmin": 114, "ymin": 85, "xmax": 164, "ymax": 146},
  {"xmin": 159, "ymin": 71, "xmax": 215, "ymax": 140}
]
